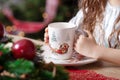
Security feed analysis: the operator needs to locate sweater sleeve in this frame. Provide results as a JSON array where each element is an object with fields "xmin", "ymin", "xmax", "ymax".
[{"xmin": 69, "ymin": 9, "xmax": 83, "ymax": 28}]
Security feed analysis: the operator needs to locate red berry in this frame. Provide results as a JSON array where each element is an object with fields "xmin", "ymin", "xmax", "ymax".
[
  {"xmin": 0, "ymin": 23, "xmax": 4, "ymax": 39},
  {"xmin": 12, "ymin": 39, "xmax": 36, "ymax": 60}
]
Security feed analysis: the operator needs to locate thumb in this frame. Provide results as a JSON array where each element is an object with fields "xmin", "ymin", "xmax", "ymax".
[{"xmin": 45, "ymin": 27, "xmax": 48, "ymax": 32}]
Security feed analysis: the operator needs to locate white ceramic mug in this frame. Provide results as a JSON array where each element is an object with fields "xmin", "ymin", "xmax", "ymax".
[{"xmin": 48, "ymin": 22, "xmax": 76, "ymax": 60}]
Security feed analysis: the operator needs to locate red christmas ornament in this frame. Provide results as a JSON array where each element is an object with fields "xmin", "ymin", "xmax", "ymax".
[
  {"xmin": 0, "ymin": 23, "xmax": 4, "ymax": 39},
  {"xmin": 12, "ymin": 39, "xmax": 36, "ymax": 60}
]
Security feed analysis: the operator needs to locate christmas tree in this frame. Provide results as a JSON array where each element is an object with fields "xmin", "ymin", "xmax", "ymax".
[{"xmin": 51, "ymin": 32, "xmax": 57, "ymax": 42}]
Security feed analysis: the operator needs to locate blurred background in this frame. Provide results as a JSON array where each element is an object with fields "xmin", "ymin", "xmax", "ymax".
[{"xmin": 0, "ymin": 0, "xmax": 78, "ymax": 40}]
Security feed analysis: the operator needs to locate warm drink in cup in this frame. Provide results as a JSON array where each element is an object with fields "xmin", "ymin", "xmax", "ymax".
[{"xmin": 48, "ymin": 22, "xmax": 76, "ymax": 60}]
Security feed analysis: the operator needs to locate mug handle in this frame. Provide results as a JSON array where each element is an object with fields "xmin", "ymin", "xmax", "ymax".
[{"xmin": 76, "ymin": 29, "xmax": 88, "ymax": 37}]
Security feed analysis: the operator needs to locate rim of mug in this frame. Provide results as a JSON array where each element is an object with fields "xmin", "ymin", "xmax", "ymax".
[{"xmin": 48, "ymin": 22, "xmax": 76, "ymax": 30}]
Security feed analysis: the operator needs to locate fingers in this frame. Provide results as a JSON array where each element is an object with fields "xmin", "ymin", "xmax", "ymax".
[
  {"xmin": 74, "ymin": 47, "xmax": 77, "ymax": 53},
  {"xmin": 44, "ymin": 33, "xmax": 49, "ymax": 43},
  {"xmin": 45, "ymin": 27, "xmax": 48, "ymax": 32},
  {"xmin": 44, "ymin": 28, "xmax": 49, "ymax": 44},
  {"xmin": 74, "ymin": 41, "xmax": 80, "ymax": 53},
  {"xmin": 78, "ymin": 35, "xmax": 85, "ymax": 39},
  {"xmin": 74, "ymin": 35, "xmax": 84, "ymax": 52}
]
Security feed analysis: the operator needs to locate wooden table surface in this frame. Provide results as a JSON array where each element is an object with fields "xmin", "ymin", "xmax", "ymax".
[{"xmin": 7, "ymin": 35, "xmax": 120, "ymax": 79}]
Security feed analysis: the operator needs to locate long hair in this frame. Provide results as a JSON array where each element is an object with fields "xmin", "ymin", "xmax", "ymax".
[
  {"xmin": 79, "ymin": 0, "xmax": 120, "ymax": 48},
  {"xmin": 79, "ymin": 0, "xmax": 107, "ymax": 32}
]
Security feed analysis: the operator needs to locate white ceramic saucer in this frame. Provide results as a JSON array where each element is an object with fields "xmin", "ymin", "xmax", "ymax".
[{"xmin": 40, "ymin": 45, "xmax": 97, "ymax": 66}]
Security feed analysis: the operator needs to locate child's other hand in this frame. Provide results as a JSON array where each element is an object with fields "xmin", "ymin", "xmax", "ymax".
[
  {"xmin": 44, "ymin": 28, "xmax": 49, "ymax": 44},
  {"xmin": 74, "ymin": 31, "xmax": 98, "ymax": 59}
]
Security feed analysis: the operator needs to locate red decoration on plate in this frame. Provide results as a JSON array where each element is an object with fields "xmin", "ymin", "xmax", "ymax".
[
  {"xmin": 12, "ymin": 39, "xmax": 36, "ymax": 60},
  {"xmin": 69, "ymin": 70, "xmax": 119, "ymax": 80}
]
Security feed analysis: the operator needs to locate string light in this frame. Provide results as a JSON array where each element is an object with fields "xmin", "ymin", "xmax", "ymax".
[
  {"xmin": 6, "ymin": 26, "xmax": 25, "ymax": 37},
  {"xmin": 6, "ymin": 26, "xmax": 13, "ymax": 33},
  {"xmin": 42, "ymin": 12, "xmax": 48, "ymax": 19},
  {"xmin": 18, "ymin": 31, "xmax": 25, "ymax": 37}
]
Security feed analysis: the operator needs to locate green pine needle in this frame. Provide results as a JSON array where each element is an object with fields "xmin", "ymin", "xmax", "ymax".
[{"xmin": 5, "ymin": 59, "xmax": 35, "ymax": 76}]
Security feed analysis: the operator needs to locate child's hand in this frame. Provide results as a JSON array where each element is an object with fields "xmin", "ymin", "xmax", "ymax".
[
  {"xmin": 44, "ymin": 28, "xmax": 49, "ymax": 44},
  {"xmin": 74, "ymin": 31, "xmax": 98, "ymax": 59}
]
